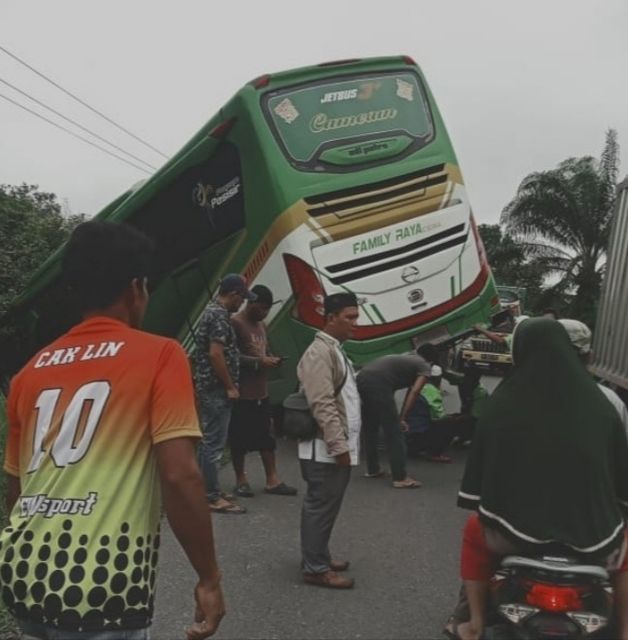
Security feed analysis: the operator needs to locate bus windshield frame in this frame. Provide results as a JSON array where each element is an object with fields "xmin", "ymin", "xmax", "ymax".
[{"xmin": 261, "ymin": 69, "xmax": 436, "ymax": 173}]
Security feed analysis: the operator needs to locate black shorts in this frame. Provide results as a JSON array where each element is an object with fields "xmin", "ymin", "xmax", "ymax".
[{"xmin": 228, "ymin": 398, "xmax": 276, "ymax": 453}]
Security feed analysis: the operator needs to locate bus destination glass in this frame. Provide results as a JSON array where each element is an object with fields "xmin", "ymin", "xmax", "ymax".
[{"xmin": 264, "ymin": 72, "xmax": 434, "ymax": 169}]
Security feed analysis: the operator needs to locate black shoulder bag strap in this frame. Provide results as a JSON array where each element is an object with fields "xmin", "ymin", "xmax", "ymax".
[{"xmin": 334, "ymin": 351, "xmax": 350, "ymax": 397}]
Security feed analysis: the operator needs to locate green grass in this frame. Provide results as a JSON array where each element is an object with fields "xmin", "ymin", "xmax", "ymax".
[{"xmin": 0, "ymin": 394, "xmax": 18, "ymax": 639}]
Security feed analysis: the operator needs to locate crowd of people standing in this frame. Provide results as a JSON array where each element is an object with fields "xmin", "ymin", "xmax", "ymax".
[{"xmin": 3, "ymin": 220, "xmax": 628, "ymax": 639}]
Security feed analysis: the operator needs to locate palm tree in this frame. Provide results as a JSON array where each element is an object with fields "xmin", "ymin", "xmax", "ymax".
[{"xmin": 501, "ymin": 129, "xmax": 619, "ymax": 325}]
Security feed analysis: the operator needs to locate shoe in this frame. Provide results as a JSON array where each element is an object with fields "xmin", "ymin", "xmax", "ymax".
[
  {"xmin": 303, "ymin": 570, "xmax": 354, "ymax": 589},
  {"xmin": 234, "ymin": 483, "xmax": 255, "ymax": 498},
  {"xmin": 330, "ymin": 559, "xmax": 350, "ymax": 572},
  {"xmin": 264, "ymin": 482, "xmax": 297, "ymax": 496}
]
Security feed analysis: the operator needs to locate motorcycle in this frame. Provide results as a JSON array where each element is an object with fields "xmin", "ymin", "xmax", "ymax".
[{"xmin": 485, "ymin": 554, "xmax": 614, "ymax": 639}]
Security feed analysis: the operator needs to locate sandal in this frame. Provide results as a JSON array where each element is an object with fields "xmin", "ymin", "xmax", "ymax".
[
  {"xmin": 363, "ymin": 469, "xmax": 387, "ymax": 478},
  {"xmin": 209, "ymin": 501, "xmax": 247, "ymax": 514},
  {"xmin": 428, "ymin": 454, "xmax": 452, "ymax": 464},
  {"xmin": 234, "ymin": 483, "xmax": 255, "ymax": 498},
  {"xmin": 444, "ymin": 620, "xmax": 482, "ymax": 640},
  {"xmin": 443, "ymin": 618, "xmax": 460, "ymax": 639},
  {"xmin": 392, "ymin": 478, "xmax": 422, "ymax": 489},
  {"xmin": 264, "ymin": 482, "xmax": 297, "ymax": 496}
]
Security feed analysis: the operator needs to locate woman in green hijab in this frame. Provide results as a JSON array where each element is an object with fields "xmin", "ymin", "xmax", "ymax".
[{"xmin": 455, "ymin": 318, "xmax": 628, "ymax": 640}]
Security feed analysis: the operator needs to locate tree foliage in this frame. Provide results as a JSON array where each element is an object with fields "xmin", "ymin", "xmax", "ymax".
[
  {"xmin": 500, "ymin": 130, "xmax": 619, "ymax": 325},
  {"xmin": 479, "ymin": 224, "xmax": 549, "ymax": 312},
  {"xmin": 0, "ymin": 184, "xmax": 84, "ymax": 318}
]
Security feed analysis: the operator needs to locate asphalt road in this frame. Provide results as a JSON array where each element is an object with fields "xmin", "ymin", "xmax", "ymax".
[{"xmin": 153, "ymin": 377, "xmax": 501, "ymax": 640}]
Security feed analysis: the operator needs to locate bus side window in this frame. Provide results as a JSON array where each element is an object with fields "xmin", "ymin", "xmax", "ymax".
[{"xmin": 129, "ymin": 141, "xmax": 246, "ymax": 280}]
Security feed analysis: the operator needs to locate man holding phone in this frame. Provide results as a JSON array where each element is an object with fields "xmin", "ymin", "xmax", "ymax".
[{"xmin": 229, "ymin": 285, "xmax": 297, "ymax": 498}]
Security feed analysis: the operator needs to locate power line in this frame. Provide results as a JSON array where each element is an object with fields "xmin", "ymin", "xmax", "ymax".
[
  {"xmin": 0, "ymin": 76, "xmax": 158, "ymax": 171},
  {"xmin": 0, "ymin": 44, "xmax": 168, "ymax": 159},
  {"xmin": 0, "ymin": 92, "xmax": 152, "ymax": 175}
]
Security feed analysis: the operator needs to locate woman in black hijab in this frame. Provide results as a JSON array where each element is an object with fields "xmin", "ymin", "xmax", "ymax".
[{"xmin": 454, "ymin": 318, "xmax": 628, "ymax": 640}]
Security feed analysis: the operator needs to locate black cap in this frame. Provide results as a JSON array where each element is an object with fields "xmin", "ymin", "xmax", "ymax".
[
  {"xmin": 218, "ymin": 274, "xmax": 256, "ymax": 300},
  {"xmin": 250, "ymin": 285, "xmax": 273, "ymax": 306}
]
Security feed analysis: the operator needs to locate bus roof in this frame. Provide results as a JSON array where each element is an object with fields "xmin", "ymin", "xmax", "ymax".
[
  {"xmin": 247, "ymin": 55, "xmax": 418, "ymax": 89},
  {"xmin": 4, "ymin": 55, "xmax": 422, "ymax": 316}
]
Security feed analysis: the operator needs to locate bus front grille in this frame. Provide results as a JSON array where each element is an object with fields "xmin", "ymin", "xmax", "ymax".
[
  {"xmin": 304, "ymin": 164, "xmax": 447, "ymax": 219},
  {"xmin": 324, "ymin": 223, "xmax": 468, "ymax": 286}
]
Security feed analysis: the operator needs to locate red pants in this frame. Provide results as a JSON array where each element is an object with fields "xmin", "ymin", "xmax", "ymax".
[{"xmin": 461, "ymin": 514, "xmax": 628, "ymax": 581}]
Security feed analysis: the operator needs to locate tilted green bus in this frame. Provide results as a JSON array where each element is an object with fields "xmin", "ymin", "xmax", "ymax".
[{"xmin": 2, "ymin": 56, "xmax": 499, "ymax": 401}]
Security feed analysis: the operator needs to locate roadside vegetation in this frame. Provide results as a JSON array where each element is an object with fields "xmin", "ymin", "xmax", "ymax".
[
  {"xmin": 0, "ymin": 396, "xmax": 17, "ymax": 638},
  {"xmin": 481, "ymin": 129, "xmax": 620, "ymax": 324}
]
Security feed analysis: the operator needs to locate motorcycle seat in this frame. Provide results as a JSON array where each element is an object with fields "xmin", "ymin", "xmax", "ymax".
[{"xmin": 501, "ymin": 555, "xmax": 609, "ymax": 579}]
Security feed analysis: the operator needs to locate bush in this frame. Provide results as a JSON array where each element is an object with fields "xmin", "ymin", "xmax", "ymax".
[{"xmin": 0, "ymin": 394, "xmax": 18, "ymax": 637}]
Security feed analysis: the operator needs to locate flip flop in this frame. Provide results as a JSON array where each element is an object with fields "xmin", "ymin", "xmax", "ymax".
[
  {"xmin": 264, "ymin": 482, "xmax": 297, "ymax": 496},
  {"xmin": 209, "ymin": 502, "xmax": 247, "ymax": 514},
  {"xmin": 392, "ymin": 479, "xmax": 422, "ymax": 489},
  {"xmin": 427, "ymin": 455, "xmax": 453, "ymax": 464},
  {"xmin": 443, "ymin": 621, "xmax": 460, "ymax": 639},
  {"xmin": 363, "ymin": 470, "xmax": 388, "ymax": 478}
]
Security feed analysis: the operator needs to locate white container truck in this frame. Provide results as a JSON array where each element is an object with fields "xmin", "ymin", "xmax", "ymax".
[{"xmin": 591, "ymin": 177, "xmax": 628, "ymax": 402}]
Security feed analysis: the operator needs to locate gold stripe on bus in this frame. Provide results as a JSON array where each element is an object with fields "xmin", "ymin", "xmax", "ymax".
[
  {"xmin": 315, "ymin": 164, "xmax": 464, "ymax": 242},
  {"xmin": 306, "ymin": 163, "xmax": 460, "ymax": 222},
  {"xmin": 318, "ymin": 194, "xmax": 448, "ymax": 242},
  {"xmin": 446, "ymin": 164, "xmax": 463, "ymax": 185},
  {"xmin": 305, "ymin": 166, "xmax": 450, "ymax": 212},
  {"xmin": 313, "ymin": 181, "xmax": 447, "ymax": 224},
  {"xmin": 239, "ymin": 164, "xmax": 465, "ymax": 281},
  {"xmin": 240, "ymin": 201, "xmax": 310, "ymax": 283},
  {"xmin": 306, "ymin": 218, "xmax": 329, "ymax": 242},
  {"xmin": 443, "ymin": 164, "xmax": 463, "ymax": 207}
]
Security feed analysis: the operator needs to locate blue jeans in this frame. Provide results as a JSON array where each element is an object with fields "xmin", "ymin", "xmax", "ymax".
[
  {"xmin": 18, "ymin": 620, "xmax": 149, "ymax": 640},
  {"xmin": 197, "ymin": 391, "xmax": 232, "ymax": 502}
]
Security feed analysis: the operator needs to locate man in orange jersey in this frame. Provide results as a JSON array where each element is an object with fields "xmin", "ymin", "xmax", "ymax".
[{"xmin": 2, "ymin": 222, "xmax": 224, "ymax": 640}]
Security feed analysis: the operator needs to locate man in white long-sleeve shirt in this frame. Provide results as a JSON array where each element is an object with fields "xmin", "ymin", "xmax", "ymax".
[{"xmin": 297, "ymin": 293, "xmax": 361, "ymax": 589}]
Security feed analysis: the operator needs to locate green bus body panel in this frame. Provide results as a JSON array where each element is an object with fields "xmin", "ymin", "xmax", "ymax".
[{"xmin": 2, "ymin": 56, "xmax": 497, "ymax": 399}]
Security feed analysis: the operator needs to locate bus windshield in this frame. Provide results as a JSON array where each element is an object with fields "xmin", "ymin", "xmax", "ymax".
[{"xmin": 263, "ymin": 71, "xmax": 434, "ymax": 170}]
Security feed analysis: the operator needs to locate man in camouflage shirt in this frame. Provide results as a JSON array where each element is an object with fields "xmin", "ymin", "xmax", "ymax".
[{"xmin": 195, "ymin": 274, "xmax": 256, "ymax": 514}]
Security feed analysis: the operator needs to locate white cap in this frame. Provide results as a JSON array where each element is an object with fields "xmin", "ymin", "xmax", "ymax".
[
  {"xmin": 431, "ymin": 364, "xmax": 443, "ymax": 377},
  {"xmin": 559, "ymin": 319, "xmax": 592, "ymax": 355}
]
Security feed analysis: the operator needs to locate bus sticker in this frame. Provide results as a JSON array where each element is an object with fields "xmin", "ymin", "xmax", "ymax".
[
  {"xmin": 273, "ymin": 98, "xmax": 299, "ymax": 124},
  {"xmin": 396, "ymin": 78, "xmax": 414, "ymax": 101}
]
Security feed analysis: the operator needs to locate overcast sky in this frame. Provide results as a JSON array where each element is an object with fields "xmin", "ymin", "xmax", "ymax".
[{"xmin": 2, "ymin": 0, "xmax": 627, "ymax": 224}]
